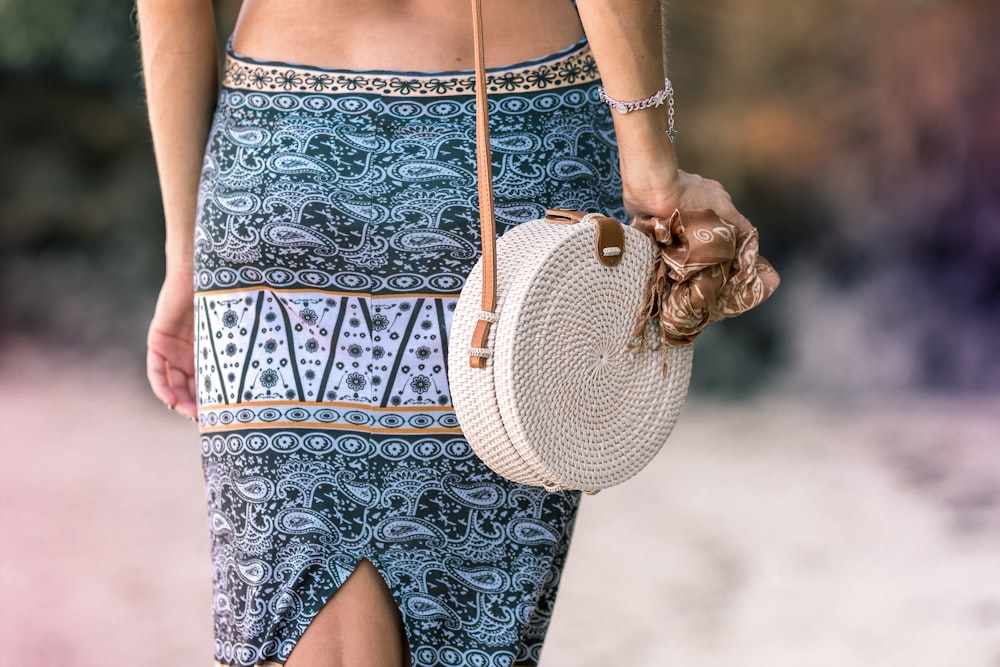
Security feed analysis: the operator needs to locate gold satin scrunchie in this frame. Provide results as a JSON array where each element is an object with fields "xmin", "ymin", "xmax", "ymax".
[{"xmin": 629, "ymin": 208, "xmax": 781, "ymax": 371}]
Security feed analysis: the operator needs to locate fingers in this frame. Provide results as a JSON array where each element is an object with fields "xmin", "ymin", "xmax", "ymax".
[
  {"xmin": 147, "ymin": 347, "xmax": 198, "ymax": 422},
  {"xmin": 147, "ymin": 347, "xmax": 177, "ymax": 408},
  {"xmin": 626, "ymin": 168, "xmax": 753, "ymax": 234},
  {"xmin": 186, "ymin": 373, "xmax": 198, "ymax": 413},
  {"xmin": 676, "ymin": 171, "xmax": 748, "ymax": 224},
  {"xmin": 716, "ymin": 199, "xmax": 750, "ymax": 226},
  {"xmin": 167, "ymin": 361, "xmax": 199, "ymax": 419}
]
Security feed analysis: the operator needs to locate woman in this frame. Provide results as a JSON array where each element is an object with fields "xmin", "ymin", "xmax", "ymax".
[{"xmin": 139, "ymin": 1, "xmax": 746, "ymax": 665}]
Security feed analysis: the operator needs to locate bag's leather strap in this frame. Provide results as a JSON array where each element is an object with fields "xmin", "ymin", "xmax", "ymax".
[
  {"xmin": 469, "ymin": 0, "xmax": 496, "ymax": 369},
  {"xmin": 467, "ymin": 0, "xmax": 624, "ymax": 366}
]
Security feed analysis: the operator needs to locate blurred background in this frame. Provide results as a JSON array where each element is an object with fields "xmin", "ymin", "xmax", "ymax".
[{"xmin": 1, "ymin": 0, "xmax": 998, "ymax": 665}]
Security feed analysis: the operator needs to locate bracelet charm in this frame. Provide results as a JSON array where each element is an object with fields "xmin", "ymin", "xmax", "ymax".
[{"xmin": 598, "ymin": 77, "xmax": 677, "ymax": 143}]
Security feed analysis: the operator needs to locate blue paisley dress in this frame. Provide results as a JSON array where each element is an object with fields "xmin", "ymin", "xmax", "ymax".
[{"xmin": 194, "ymin": 37, "xmax": 624, "ymax": 667}]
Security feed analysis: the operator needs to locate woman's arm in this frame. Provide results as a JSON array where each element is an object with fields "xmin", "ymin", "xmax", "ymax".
[
  {"xmin": 576, "ymin": 0, "xmax": 743, "ymax": 223},
  {"xmin": 137, "ymin": 0, "xmax": 219, "ymax": 418},
  {"xmin": 138, "ymin": 0, "xmax": 218, "ymax": 274}
]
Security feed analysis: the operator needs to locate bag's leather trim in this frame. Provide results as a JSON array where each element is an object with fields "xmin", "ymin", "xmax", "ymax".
[
  {"xmin": 594, "ymin": 216, "xmax": 625, "ymax": 267},
  {"xmin": 544, "ymin": 208, "xmax": 587, "ymax": 224},
  {"xmin": 544, "ymin": 209, "xmax": 625, "ymax": 266}
]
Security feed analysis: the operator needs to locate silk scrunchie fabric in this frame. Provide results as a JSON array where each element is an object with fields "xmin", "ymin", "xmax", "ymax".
[{"xmin": 629, "ymin": 208, "xmax": 780, "ymax": 367}]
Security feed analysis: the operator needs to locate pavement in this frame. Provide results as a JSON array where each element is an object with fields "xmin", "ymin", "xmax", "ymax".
[{"xmin": 2, "ymin": 346, "xmax": 999, "ymax": 667}]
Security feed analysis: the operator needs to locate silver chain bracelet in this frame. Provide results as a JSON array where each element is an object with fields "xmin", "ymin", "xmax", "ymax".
[{"xmin": 598, "ymin": 77, "xmax": 677, "ymax": 143}]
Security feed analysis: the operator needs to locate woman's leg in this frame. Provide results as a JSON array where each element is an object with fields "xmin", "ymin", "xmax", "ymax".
[{"xmin": 284, "ymin": 559, "xmax": 412, "ymax": 667}]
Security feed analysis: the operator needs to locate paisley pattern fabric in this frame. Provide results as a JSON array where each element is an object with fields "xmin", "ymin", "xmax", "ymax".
[{"xmin": 195, "ymin": 37, "xmax": 623, "ymax": 667}]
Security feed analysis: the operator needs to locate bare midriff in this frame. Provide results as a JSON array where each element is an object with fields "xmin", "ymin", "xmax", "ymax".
[{"xmin": 232, "ymin": 0, "xmax": 583, "ymax": 71}]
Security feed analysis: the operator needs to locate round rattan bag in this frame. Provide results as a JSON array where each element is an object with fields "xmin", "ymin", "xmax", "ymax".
[{"xmin": 448, "ymin": 213, "xmax": 693, "ymax": 494}]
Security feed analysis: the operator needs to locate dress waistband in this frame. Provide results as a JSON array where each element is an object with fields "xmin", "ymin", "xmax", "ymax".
[{"xmin": 223, "ymin": 36, "xmax": 599, "ymax": 97}]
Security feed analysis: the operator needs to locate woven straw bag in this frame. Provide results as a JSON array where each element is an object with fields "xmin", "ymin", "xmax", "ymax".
[
  {"xmin": 448, "ymin": 214, "xmax": 694, "ymax": 493},
  {"xmin": 446, "ymin": 0, "xmax": 694, "ymax": 494}
]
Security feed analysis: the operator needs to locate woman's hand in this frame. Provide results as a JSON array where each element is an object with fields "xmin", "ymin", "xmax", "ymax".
[
  {"xmin": 146, "ymin": 271, "xmax": 197, "ymax": 419},
  {"xmin": 624, "ymin": 167, "xmax": 751, "ymax": 230}
]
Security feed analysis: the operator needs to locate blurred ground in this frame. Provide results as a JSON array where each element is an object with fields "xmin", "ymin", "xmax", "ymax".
[{"xmin": 2, "ymin": 345, "xmax": 999, "ymax": 667}]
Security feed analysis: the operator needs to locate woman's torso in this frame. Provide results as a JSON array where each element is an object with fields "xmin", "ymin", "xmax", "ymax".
[{"xmin": 232, "ymin": 0, "xmax": 583, "ymax": 71}]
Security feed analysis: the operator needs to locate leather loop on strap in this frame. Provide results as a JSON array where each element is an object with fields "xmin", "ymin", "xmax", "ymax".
[
  {"xmin": 594, "ymin": 217, "xmax": 625, "ymax": 267},
  {"xmin": 544, "ymin": 209, "xmax": 625, "ymax": 266},
  {"xmin": 469, "ymin": 0, "xmax": 496, "ymax": 369}
]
